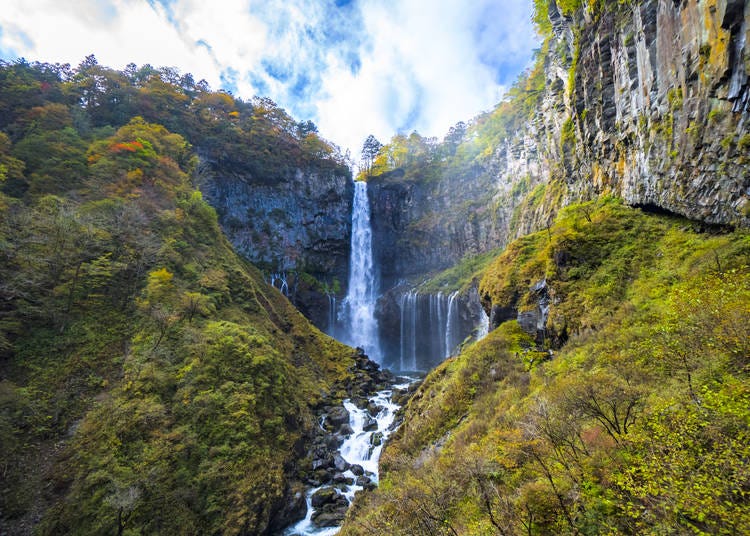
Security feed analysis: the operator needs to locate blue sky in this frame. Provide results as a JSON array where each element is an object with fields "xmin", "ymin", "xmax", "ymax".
[{"xmin": 0, "ymin": 0, "xmax": 539, "ymax": 157}]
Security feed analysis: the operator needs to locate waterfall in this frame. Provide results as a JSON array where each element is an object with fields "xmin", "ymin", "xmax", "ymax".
[
  {"xmin": 444, "ymin": 291, "xmax": 459, "ymax": 358},
  {"xmin": 397, "ymin": 288, "xmax": 491, "ymax": 371},
  {"xmin": 477, "ymin": 307, "xmax": 490, "ymax": 341},
  {"xmin": 327, "ymin": 294, "xmax": 336, "ymax": 336},
  {"xmin": 270, "ymin": 272, "xmax": 289, "ymax": 295},
  {"xmin": 399, "ymin": 289, "xmax": 418, "ymax": 371},
  {"xmin": 341, "ymin": 181, "xmax": 381, "ymax": 362}
]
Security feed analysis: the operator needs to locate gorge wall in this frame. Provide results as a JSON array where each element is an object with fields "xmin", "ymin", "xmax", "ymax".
[
  {"xmin": 359, "ymin": 0, "xmax": 749, "ymax": 369},
  {"xmin": 548, "ymin": 0, "xmax": 749, "ymax": 226},
  {"xmin": 200, "ymin": 164, "xmax": 353, "ymax": 329}
]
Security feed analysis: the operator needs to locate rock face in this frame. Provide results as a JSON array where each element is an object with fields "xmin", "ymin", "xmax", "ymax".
[
  {"xmin": 369, "ymin": 1, "xmax": 748, "ymax": 283},
  {"xmin": 199, "ymin": 165, "xmax": 353, "ymax": 329},
  {"xmin": 368, "ymin": 167, "xmax": 505, "ymax": 290},
  {"xmin": 545, "ymin": 0, "xmax": 750, "ymax": 227}
]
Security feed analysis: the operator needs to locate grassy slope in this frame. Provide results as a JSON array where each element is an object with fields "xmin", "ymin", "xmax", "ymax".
[
  {"xmin": 0, "ymin": 119, "xmax": 354, "ymax": 535},
  {"xmin": 341, "ymin": 198, "xmax": 750, "ymax": 535}
]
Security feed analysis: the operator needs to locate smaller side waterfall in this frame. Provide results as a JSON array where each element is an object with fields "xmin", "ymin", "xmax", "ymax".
[
  {"xmin": 269, "ymin": 272, "xmax": 289, "ymax": 295},
  {"xmin": 477, "ymin": 306, "xmax": 490, "ymax": 340},
  {"xmin": 399, "ymin": 290, "xmax": 418, "ymax": 371},
  {"xmin": 397, "ymin": 289, "xmax": 486, "ymax": 371},
  {"xmin": 444, "ymin": 291, "xmax": 460, "ymax": 358},
  {"xmin": 327, "ymin": 294, "xmax": 337, "ymax": 336}
]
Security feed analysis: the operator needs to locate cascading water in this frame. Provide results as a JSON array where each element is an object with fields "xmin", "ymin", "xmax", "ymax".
[
  {"xmin": 399, "ymin": 289, "xmax": 418, "ymax": 371},
  {"xmin": 285, "ymin": 380, "xmax": 411, "ymax": 536},
  {"xmin": 444, "ymin": 291, "xmax": 460, "ymax": 358},
  {"xmin": 477, "ymin": 306, "xmax": 490, "ymax": 340},
  {"xmin": 327, "ymin": 294, "xmax": 337, "ymax": 336},
  {"xmin": 397, "ymin": 289, "xmax": 488, "ymax": 371},
  {"xmin": 341, "ymin": 181, "xmax": 381, "ymax": 362}
]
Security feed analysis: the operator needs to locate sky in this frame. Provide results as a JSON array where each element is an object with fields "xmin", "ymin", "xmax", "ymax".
[{"xmin": 0, "ymin": 0, "xmax": 539, "ymax": 158}]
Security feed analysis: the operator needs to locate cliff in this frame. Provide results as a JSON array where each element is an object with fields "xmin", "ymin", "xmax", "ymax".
[
  {"xmin": 200, "ymin": 165, "xmax": 353, "ymax": 283},
  {"xmin": 200, "ymin": 164, "xmax": 353, "ymax": 328},
  {"xmin": 542, "ymin": 0, "xmax": 749, "ymax": 226}
]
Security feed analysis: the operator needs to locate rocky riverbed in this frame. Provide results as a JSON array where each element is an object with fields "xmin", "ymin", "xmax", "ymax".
[{"xmin": 281, "ymin": 350, "xmax": 417, "ymax": 535}]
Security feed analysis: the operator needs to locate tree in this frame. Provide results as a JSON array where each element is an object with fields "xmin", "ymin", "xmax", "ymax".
[{"xmin": 359, "ymin": 134, "xmax": 382, "ymax": 176}]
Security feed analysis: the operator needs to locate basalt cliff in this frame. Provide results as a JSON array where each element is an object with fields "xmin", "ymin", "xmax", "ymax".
[{"xmin": 361, "ymin": 0, "xmax": 749, "ymax": 368}]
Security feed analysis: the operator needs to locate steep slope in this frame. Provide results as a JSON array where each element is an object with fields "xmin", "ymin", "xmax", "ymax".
[
  {"xmin": 341, "ymin": 200, "xmax": 750, "ymax": 534},
  {"xmin": 0, "ymin": 61, "xmax": 355, "ymax": 535}
]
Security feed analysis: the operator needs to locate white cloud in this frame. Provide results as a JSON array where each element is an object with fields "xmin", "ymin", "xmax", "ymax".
[{"xmin": 0, "ymin": 0, "xmax": 538, "ymax": 158}]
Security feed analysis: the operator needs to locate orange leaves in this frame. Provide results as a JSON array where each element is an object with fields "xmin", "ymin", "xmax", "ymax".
[{"xmin": 109, "ymin": 140, "xmax": 144, "ymax": 153}]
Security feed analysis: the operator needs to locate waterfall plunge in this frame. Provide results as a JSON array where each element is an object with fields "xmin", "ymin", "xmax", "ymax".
[{"xmin": 341, "ymin": 181, "xmax": 381, "ymax": 362}]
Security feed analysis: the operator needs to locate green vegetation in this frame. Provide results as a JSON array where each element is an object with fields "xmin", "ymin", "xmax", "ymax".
[
  {"xmin": 341, "ymin": 199, "xmax": 750, "ymax": 535},
  {"xmin": 0, "ymin": 58, "xmax": 353, "ymax": 533},
  {"xmin": 419, "ymin": 248, "xmax": 504, "ymax": 294}
]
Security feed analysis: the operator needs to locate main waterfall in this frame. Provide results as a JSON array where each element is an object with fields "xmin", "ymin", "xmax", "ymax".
[{"xmin": 341, "ymin": 181, "xmax": 381, "ymax": 362}]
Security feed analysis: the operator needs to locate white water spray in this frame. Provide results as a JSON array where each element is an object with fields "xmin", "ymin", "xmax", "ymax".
[{"xmin": 341, "ymin": 181, "xmax": 381, "ymax": 362}]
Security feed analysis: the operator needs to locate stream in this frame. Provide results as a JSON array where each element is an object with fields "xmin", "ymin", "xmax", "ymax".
[{"xmin": 284, "ymin": 378, "xmax": 412, "ymax": 535}]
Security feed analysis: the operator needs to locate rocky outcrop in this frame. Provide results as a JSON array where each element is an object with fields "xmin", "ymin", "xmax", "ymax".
[{"xmin": 544, "ymin": 0, "xmax": 750, "ymax": 226}]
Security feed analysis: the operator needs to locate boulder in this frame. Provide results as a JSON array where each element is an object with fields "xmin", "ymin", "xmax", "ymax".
[
  {"xmin": 333, "ymin": 472, "xmax": 354, "ymax": 485},
  {"xmin": 311, "ymin": 487, "xmax": 340, "ymax": 508},
  {"xmin": 363, "ymin": 416, "xmax": 378, "ymax": 432},
  {"xmin": 333, "ymin": 454, "xmax": 350, "ymax": 472},
  {"xmin": 367, "ymin": 402, "xmax": 382, "ymax": 416},
  {"xmin": 312, "ymin": 509, "xmax": 347, "ymax": 527},
  {"xmin": 326, "ymin": 406, "xmax": 350, "ymax": 429}
]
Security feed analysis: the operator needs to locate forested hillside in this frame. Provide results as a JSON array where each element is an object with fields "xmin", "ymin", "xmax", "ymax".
[
  {"xmin": 2, "ymin": 0, "xmax": 749, "ymax": 533},
  {"xmin": 0, "ymin": 58, "xmax": 354, "ymax": 534}
]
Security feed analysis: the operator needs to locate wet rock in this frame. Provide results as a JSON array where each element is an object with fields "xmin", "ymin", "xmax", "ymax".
[
  {"xmin": 350, "ymin": 464, "xmax": 365, "ymax": 476},
  {"xmin": 363, "ymin": 416, "xmax": 378, "ymax": 432},
  {"xmin": 311, "ymin": 487, "xmax": 340, "ymax": 508},
  {"xmin": 326, "ymin": 434, "xmax": 344, "ymax": 449},
  {"xmin": 355, "ymin": 475, "xmax": 372, "ymax": 487},
  {"xmin": 370, "ymin": 432, "xmax": 383, "ymax": 446},
  {"xmin": 367, "ymin": 402, "xmax": 382, "ymax": 416},
  {"xmin": 333, "ymin": 472, "xmax": 354, "ymax": 485},
  {"xmin": 333, "ymin": 454, "xmax": 350, "ymax": 472},
  {"xmin": 312, "ymin": 455, "xmax": 332, "ymax": 471},
  {"xmin": 352, "ymin": 396, "xmax": 369, "ymax": 409},
  {"xmin": 338, "ymin": 424, "xmax": 354, "ymax": 436},
  {"xmin": 326, "ymin": 406, "xmax": 350, "ymax": 430},
  {"xmin": 313, "ymin": 469, "xmax": 332, "ymax": 484},
  {"xmin": 312, "ymin": 509, "xmax": 348, "ymax": 527}
]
